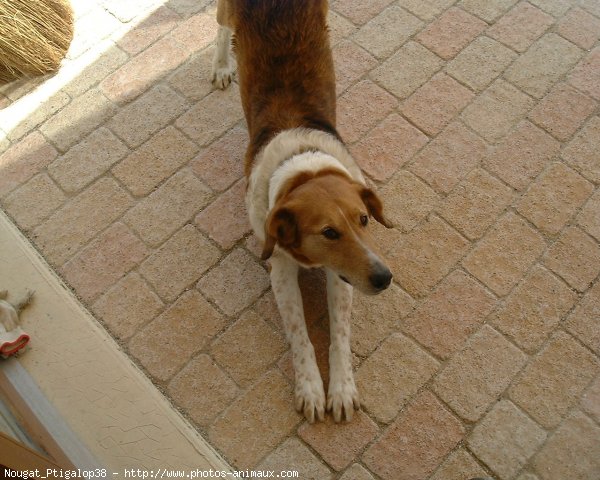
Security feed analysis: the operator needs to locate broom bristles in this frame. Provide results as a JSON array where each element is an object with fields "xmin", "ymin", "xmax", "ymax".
[{"xmin": 0, "ymin": 0, "xmax": 74, "ymax": 83}]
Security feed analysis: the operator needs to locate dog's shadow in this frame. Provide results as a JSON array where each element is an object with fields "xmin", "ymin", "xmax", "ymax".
[{"xmin": 298, "ymin": 268, "xmax": 331, "ymax": 386}]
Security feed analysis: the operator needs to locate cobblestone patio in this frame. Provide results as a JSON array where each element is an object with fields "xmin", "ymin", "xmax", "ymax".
[{"xmin": 1, "ymin": 0, "xmax": 599, "ymax": 478}]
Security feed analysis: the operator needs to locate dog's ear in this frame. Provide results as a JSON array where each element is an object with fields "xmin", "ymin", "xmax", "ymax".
[
  {"xmin": 261, "ymin": 207, "xmax": 299, "ymax": 260},
  {"xmin": 360, "ymin": 187, "xmax": 394, "ymax": 228}
]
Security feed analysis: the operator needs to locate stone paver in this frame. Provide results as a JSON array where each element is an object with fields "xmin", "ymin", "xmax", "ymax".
[
  {"xmin": 561, "ymin": 116, "xmax": 600, "ymax": 183},
  {"xmin": 129, "ymin": 291, "xmax": 225, "ymax": 382},
  {"xmin": 387, "ymin": 215, "xmax": 470, "ymax": 297},
  {"xmin": 299, "ymin": 411, "xmax": 379, "ymax": 471},
  {"xmin": 460, "ymin": 0, "xmax": 518, "ymax": 22},
  {"xmin": 401, "ymin": 73, "xmax": 474, "ymax": 135},
  {"xmin": 363, "ymin": 391, "xmax": 464, "ymax": 480},
  {"xmin": 332, "ymin": 0, "xmax": 394, "ymax": 26},
  {"xmin": 371, "ymin": 41, "xmax": 443, "ymax": 99},
  {"xmin": 487, "ymin": 2, "xmax": 554, "ymax": 53},
  {"xmin": 138, "ymin": 224, "xmax": 220, "ymax": 302},
  {"xmin": 429, "ymin": 448, "xmax": 488, "ymax": 480},
  {"xmin": 190, "ymin": 125, "xmax": 246, "ymax": 192},
  {"xmin": 402, "ymin": 269, "xmax": 496, "ymax": 359},
  {"xmin": 49, "ymin": 127, "xmax": 129, "ymax": 193},
  {"xmin": 0, "ymin": 131, "xmax": 58, "ymax": 198},
  {"xmin": 447, "ymin": 36, "xmax": 517, "ymax": 92},
  {"xmin": 92, "ymin": 272, "xmax": 164, "ymax": 341},
  {"xmin": 61, "ymin": 222, "xmax": 149, "ymax": 302},
  {"xmin": 461, "ymin": 80, "xmax": 536, "ymax": 142},
  {"xmin": 557, "ymin": 7, "xmax": 600, "ymax": 50},
  {"xmin": 517, "ymin": 162, "xmax": 593, "ymax": 235},
  {"xmin": 490, "ymin": 266, "xmax": 577, "ymax": 353},
  {"xmin": 433, "ymin": 325, "xmax": 528, "ymax": 421},
  {"xmin": 568, "ymin": 47, "xmax": 600, "ymax": 101},
  {"xmin": 112, "ymin": 126, "xmax": 198, "ymax": 197},
  {"xmin": 509, "ymin": 332, "xmax": 599, "ymax": 428},
  {"xmin": 333, "ymin": 40, "xmax": 378, "ymax": 94},
  {"xmin": 258, "ymin": 438, "xmax": 333, "ymax": 480},
  {"xmin": 1, "ymin": 0, "xmax": 599, "ymax": 474},
  {"xmin": 337, "ymin": 80, "xmax": 398, "ymax": 143},
  {"xmin": 379, "ymin": 170, "xmax": 439, "ymax": 233},
  {"xmin": 350, "ymin": 113, "xmax": 428, "ymax": 182},
  {"xmin": 416, "ymin": 7, "xmax": 486, "ymax": 60},
  {"xmin": 100, "ymin": 36, "xmax": 189, "ymax": 104},
  {"xmin": 40, "ymin": 89, "xmax": 118, "ymax": 152},
  {"xmin": 32, "ymin": 178, "xmax": 133, "ymax": 266},
  {"xmin": 211, "ymin": 310, "xmax": 286, "ymax": 387},
  {"xmin": 354, "ymin": 5, "xmax": 423, "ymax": 59},
  {"xmin": 532, "ymin": 411, "xmax": 600, "ymax": 480},
  {"xmin": 108, "ymin": 84, "xmax": 188, "ymax": 148},
  {"xmin": 197, "ymin": 248, "xmax": 269, "ymax": 317},
  {"xmin": 3, "ymin": 174, "xmax": 65, "ymax": 230},
  {"xmin": 355, "ymin": 333, "xmax": 439, "ymax": 423},
  {"xmin": 529, "ymin": 83, "xmax": 597, "ymax": 142},
  {"xmin": 339, "ymin": 464, "xmax": 374, "ymax": 480},
  {"xmin": 565, "ymin": 281, "xmax": 600, "ymax": 355},
  {"xmin": 351, "ymin": 284, "xmax": 414, "ymax": 356},
  {"xmin": 168, "ymin": 354, "xmax": 238, "ymax": 428},
  {"xmin": 505, "ymin": 33, "xmax": 583, "ymax": 99},
  {"xmin": 438, "ymin": 168, "xmax": 514, "ymax": 240},
  {"xmin": 410, "ymin": 121, "xmax": 487, "ymax": 194},
  {"xmin": 463, "ymin": 212, "xmax": 546, "ymax": 296},
  {"xmin": 468, "ymin": 400, "xmax": 546, "ymax": 480},
  {"xmin": 544, "ymin": 226, "xmax": 600, "ymax": 292},
  {"xmin": 195, "ymin": 179, "xmax": 250, "ymax": 250},
  {"xmin": 485, "ymin": 120, "xmax": 561, "ymax": 191},
  {"xmin": 581, "ymin": 375, "xmax": 600, "ymax": 423},
  {"xmin": 175, "ymin": 84, "xmax": 243, "ymax": 145},
  {"xmin": 578, "ymin": 190, "xmax": 600, "ymax": 242},
  {"xmin": 209, "ymin": 370, "xmax": 301, "ymax": 469},
  {"xmin": 124, "ymin": 169, "xmax": 212, "ymax": 246}
]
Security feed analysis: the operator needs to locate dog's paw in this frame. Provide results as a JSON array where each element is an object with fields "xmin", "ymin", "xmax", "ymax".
[
  {"xmin": 295, "ymin": 376, "xmax": 326, "ymax": 423},
  {"xmin": 211, "ymin": 63, "xmax": 235, "ymax": 90},
  {"xmin": 327, "ymin": 377, "xmax": 360, "ymax": 422}
]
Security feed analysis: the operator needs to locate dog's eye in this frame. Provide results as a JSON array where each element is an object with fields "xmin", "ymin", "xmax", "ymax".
[
  {"xmin": 322, "ymin": 227, "xmax": 340, "ymax": 240},
  {"xmin": 360, "ymin": 214, "xmax": 369, "ymax": 226}
]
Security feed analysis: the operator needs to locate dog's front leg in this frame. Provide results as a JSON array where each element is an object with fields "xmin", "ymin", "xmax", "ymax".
[
  {"xmin": 270, "ymin": 252, "xmax": 325, "ymax": 423},
  {"xmin": 326, "ymin": 270, "xmax": 360, "ymax": 422}
]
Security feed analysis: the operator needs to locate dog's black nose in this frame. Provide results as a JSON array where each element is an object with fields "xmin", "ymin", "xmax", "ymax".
[{"xmin": 370, "ymin": 267, "xmax": 392, "ymax": 291}]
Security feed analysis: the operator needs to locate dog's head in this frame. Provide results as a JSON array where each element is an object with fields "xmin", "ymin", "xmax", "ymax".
[{"xmin": 261, "ymin": 169, "xmax": 393, "ymax": 294}]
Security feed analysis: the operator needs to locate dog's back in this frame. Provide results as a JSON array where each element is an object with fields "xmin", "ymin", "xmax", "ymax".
[{"xmin": 229, "ymin": 0, "xmax": 338, "ymax": 175}]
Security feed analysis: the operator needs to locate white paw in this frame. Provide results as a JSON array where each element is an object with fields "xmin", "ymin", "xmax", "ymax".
[
  {"xmin": 211, "ymin": 62, "xmax": 235, "ymax": 89},
  {"xmin": 327, "ymin": 377, "xmax": 360, "ymax": 422},
  {"xmin": 295, "ymin": 374, "xmax": 326, "ymax": 423}
]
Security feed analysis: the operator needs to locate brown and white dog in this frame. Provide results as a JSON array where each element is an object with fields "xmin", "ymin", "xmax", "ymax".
[{"xmin": 211, "ymin": 0, "xmax": 393, "ymax": 423}]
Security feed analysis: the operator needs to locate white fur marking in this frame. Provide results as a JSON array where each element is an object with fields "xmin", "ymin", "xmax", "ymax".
[{"xmin": 211, "ymin": 26, "xmax": 235, "ymax": 89}]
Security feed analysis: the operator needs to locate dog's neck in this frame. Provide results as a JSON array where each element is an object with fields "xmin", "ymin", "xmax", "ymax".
[{"xmin": 246, "ymin": 128, "xmax": 365, "ymax": 241}]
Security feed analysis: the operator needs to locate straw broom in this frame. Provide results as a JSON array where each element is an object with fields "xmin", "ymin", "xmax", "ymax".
[{"xmin": 0, "ymin": 0, "xmax": 74, "ymax": 83}]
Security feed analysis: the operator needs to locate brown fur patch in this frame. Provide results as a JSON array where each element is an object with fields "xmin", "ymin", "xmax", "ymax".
[{"xmin": 226, "ymin": 0, "xmax": 339, "ymax": 176}]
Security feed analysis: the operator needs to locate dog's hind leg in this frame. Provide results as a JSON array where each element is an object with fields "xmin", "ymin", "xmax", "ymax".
[
  {"xmin": 270, "ymin": 252, "xmax": 325, "ymax": 423},
  {"xmin": 211, "ymin": 0, "xmax": 235, "ymax": 89},
  {"xmin": 326, "ymin": 270, "xmax": 360, "ymax": 422}
]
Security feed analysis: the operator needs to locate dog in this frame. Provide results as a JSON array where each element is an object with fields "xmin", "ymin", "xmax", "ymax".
[{"xmin": 211, "ymin": 0, "xmax": 393, "ymax": 423}]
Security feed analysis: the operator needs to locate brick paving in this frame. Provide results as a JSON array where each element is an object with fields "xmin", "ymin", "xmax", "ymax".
[{"xmin": 1, "ymin": 0, "xmax": 599, "ymax": 478}]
